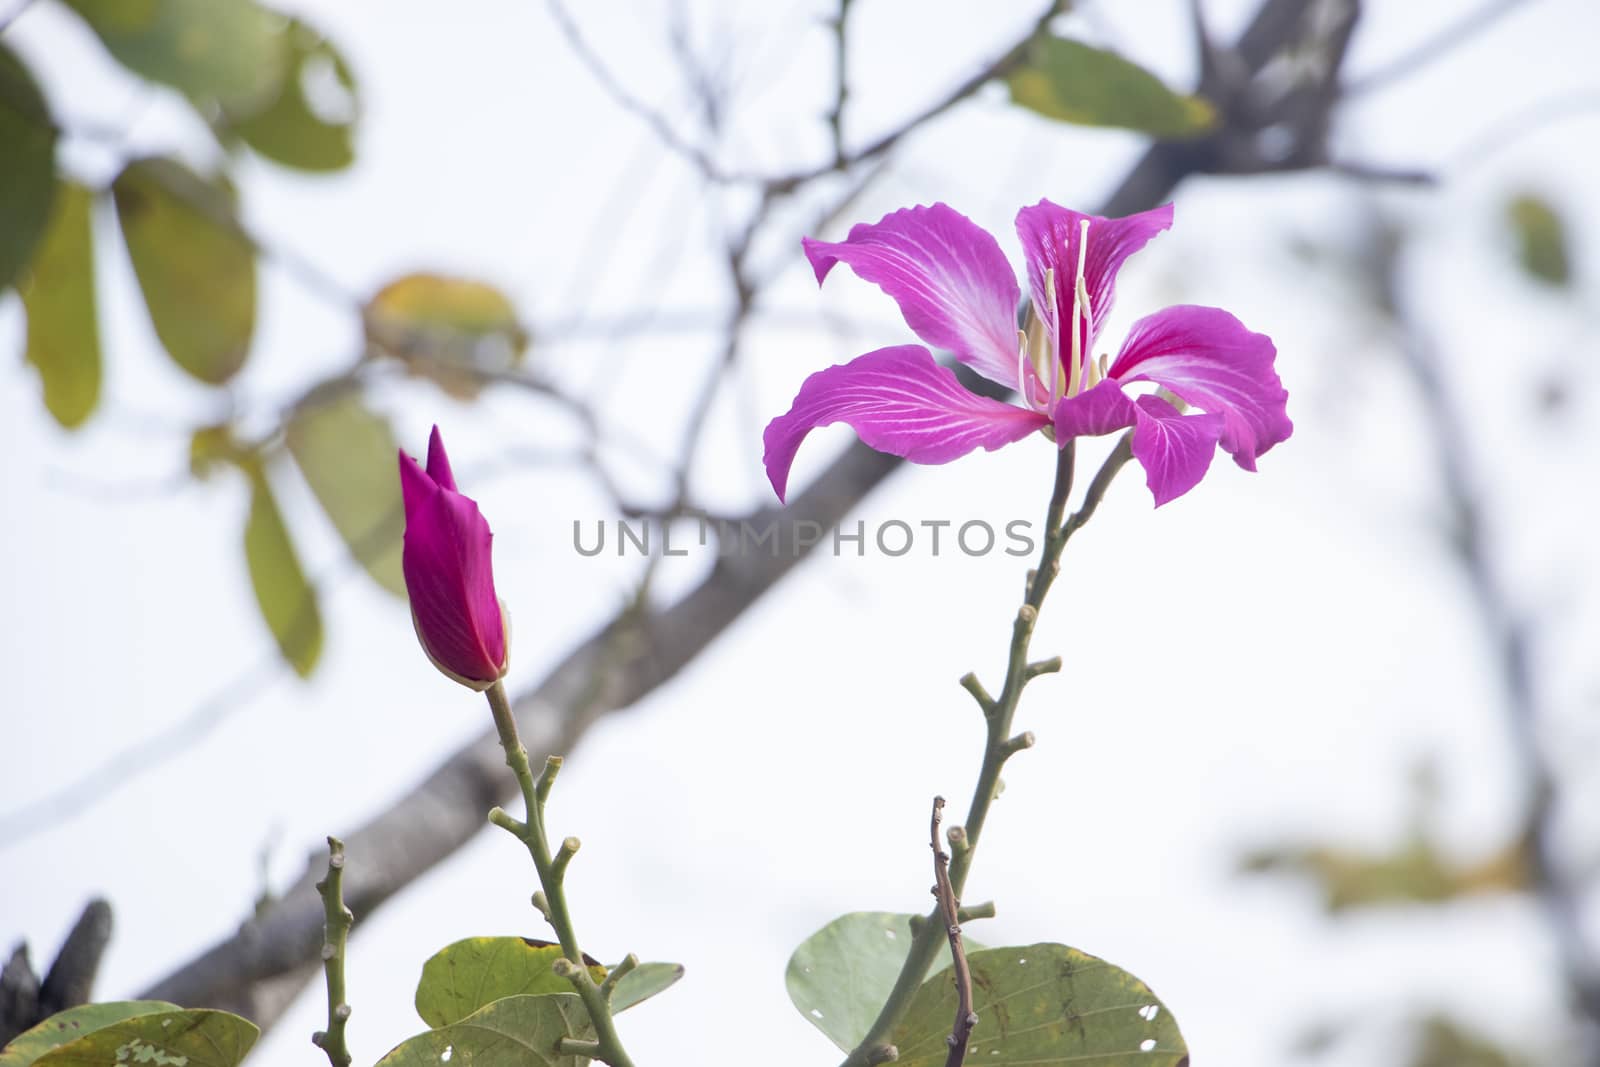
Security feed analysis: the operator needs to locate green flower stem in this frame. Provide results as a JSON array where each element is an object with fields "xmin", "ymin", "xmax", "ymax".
[
  {"xmin": 841, "ymin": 435, "xmax": 1134, "ymax": 1067},
  {"xmin": 310, "ymin": 836, "xmax": 354, "ymax": 1067},
  {"xmin": 483, "ymin": 681, "xmax": 637, "ymax": 1067}
]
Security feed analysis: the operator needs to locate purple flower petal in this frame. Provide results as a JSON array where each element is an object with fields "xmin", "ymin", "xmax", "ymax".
[
  {"xmin": 1130, "ymin": 395, "xmax": 1225, "ymax": 506},
  {"xmin": 399, "ymin": 435, "xmax": 507, "ymax": 687},
  {"xmin": 763, "ymin": 344, "xmax": 1048, "ymax": 502},
  {"xmin": 1015, "ymin": 200, "xmax": 1173, "ymax": 367},
  {"xmin": 803, "ymin": 204, "xmax": 1022, "ymax": 390},
  {"xmin": 425, "ymin": 424, "xmax": 458, "ymax": 491},
  {"xmin": 1051, "ymin": 378, "xmax": 1139, "ymax": 440},
  {"xmin": 1109, "ymin": 304, "xmax": 1291, "ymax": 470}
]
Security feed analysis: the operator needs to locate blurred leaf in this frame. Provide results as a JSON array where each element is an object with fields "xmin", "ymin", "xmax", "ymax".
[
  {"xmin": 1411, "ymin": 1014, "xmax": 1531, "ymax": 1067},
  {"xmin": 286, "ymin": 391, "xmax": 405, "ymax": 596},
  {"xmin": 31, "ymin": 1009, "xmax": 257, "ymax": 1067},
  {"xmin": 380, "ymin": 994, "xmax": 592, "ymax": 1067},
  {"xmin": 62, "ymin": 0, "xmax": 285, "ymax": 114},
  {"xmin": 244, "ymin": 466, "xmax": 322, "ymax": 677},
  {"xmin": 113, "ymin": 157, "xmax": 256, "ymax": 384},
  {"xmin": 1506, "ymin": 193, "xmax": 1571, "ymax": 288},
  {"xmin": 20, "ymin": 183, "xmax": 102, "ymax": 429},
  {"xmin": 365, "ymin": 273, "xmax": 529, "ymax": 400},
  {"xmin": 0, "ymin": 1002, "xmax": 179, "ymax": 1067},
  {"xmin": 1008, "ymin": 37, "xmax": 1214, "ymax": 139},
  {"xmin": 0, "ymin": 43, "xmax": 58, "ymax": 291},
  {"xmin": 786, "ymin": 912, "xmax": 986, "ymax": 1052},
  {"xmin": 891, "ymin": 943, "xmax": 1186, "ymax": 1066},
  {"xmin": 415, "ymin": 938, "xmax": 607, "ymax": 1029},
  {"xmin": 1239, "ymin": 833, "xmax": 1529, "ymax": 912},
  {"xmin": 609, "ymin": 962, "xmax": 685, "ymax": 1013},
  {"xmin": 229, "ymin": 19, "xmax": 357, "ymax": 172}
]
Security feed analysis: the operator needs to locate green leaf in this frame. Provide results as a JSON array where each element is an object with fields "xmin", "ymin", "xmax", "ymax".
[
  {"xmin": 1506, "ymin": 193, "xmax": 1571, "ymax": 288},
  {"xmin": 113, "ymin": 157, "xmax": 256, "ymax": 385},
  {"xmin": 785, "ymin": 912, "xmax": 986, "ymax": 1053},
  {"xmin": 1239, "ymin": 833, "xmax": 1529, "ymax": 913},
  {"xmin": 30, "ymin": 1009, "xmax": 257, "ymax": 1067},
  {"xmin": 379, "ymin": 994, "xmax": 592, "ymax": 1067},
  {"xmin": 0, "ymin": 1002, "xmax": 179, "ymax": 1067},
  {"xmin": 416, "ymin": 938, "xmax": 606, "ymax": 1029},
  {"xmin": 1008, "ymin": 37, "xmax": 1215, "ymax": 139},
  {"xmin": 229, "ymin": 19, "xmax": 357, "ymax": 172},
  {"xmin": 20, "ymin": 182, "xmax": 102, "ymax": 429},
  {"xmin": 890, "ymin": 943, "xmax": 1186, "ymax": 1066},
  {"xmin": 610, "ymin": 962, "xmax": 686, "ymax": 1013},
  {"xmin": 244, "ymin": 466, "xmax": 322, "ymax": 677},
  {"xmin": 0, "ymin": 43, "xmax": 58, "ymax": 292},
  {"xmin": 286, "ymin": 391, "xmax": 406, "ymax": 596},
  {"xmin": 62, "ymin": 0, "xmax": 285, "ymax": 113}
]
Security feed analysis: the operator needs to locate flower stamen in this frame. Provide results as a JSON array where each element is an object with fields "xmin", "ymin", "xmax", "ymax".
[{"xmin": 1066, "ymin": 219, "xmax": 1090, "ymax": 398}]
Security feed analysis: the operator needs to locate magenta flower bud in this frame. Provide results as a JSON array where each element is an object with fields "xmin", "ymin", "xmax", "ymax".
[{"xmin": 398, "ymin": 426, "xmax": 509, "ymax": 690}]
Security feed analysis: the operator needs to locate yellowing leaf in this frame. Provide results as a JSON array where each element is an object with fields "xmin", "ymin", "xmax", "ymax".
[
  {"xmin": 1506, "ymin": 193, "xmax": 1571, "ymax": 288},
  {"xmin": 286, "ymin": 391, "xmax": 406, "ymax": 596},
  {"xmin": 62, "ymin": 0, "xmax": 286, "ymax": 114},
  {"xmin": 113, "ymin": 157, "xmax": 257, "ymax": 385},
  {"xmin": 1008, "ymin": 37, "xmax": 1215, "ymax": 139},
  {"xmin": 230, "ymin": 19, "xmax": 358, "ymax": 172},
  {"xmin": 244, "ymin": 467, "xmax": 322, "ymax": 678},
  {"xmin": 21, "ymin": 183, "xmax": 102, "ymax": 429},
  {"xmin": 0, "ymin": 44, "xmax": 57, "ymax": 291},
  {"xmin": 0, "ymin": 1001, "xmax": 180, "ymax": 1067},
  {"xmin": 366, "ymin": 273, "xmax": 529, "ymax": 399}
]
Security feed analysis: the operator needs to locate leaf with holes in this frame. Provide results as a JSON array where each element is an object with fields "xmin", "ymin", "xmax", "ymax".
[
  {"xmin": 889, "ymin": 943, "xmax": 1186, "ymax": 1066},
  {"xmin": 0, "ymin": 43, "xmax": 57, "ymax": 292},
  {"xmin": 379, "ymin": 994, "xmax": 592, "ymax": 1067},
  {"xmin": 244, "ymin": 466, "xmax": 322, "ymax": 678},
  {"xmin": 287, "ymin": 392, "xmax": 406, "ymax": 596},
  {"xmin": 785, "ymin": 912, "xmax": 987, "ymax": 1052},
  {"xmin": 21, "ymin": 182, "xmax": 102, "ymax": 429},
  {"xmin": 0, "ymin": 1001, "xmax": 179, "ymax": 1067},
  {"xmin": 366, "ymin": 273, "xmax": 529, "ymax": 399},
  {"xmin": 228, "ymin": 19, "xmax": 358, "ymax": 172},
  {"xmin": 1008, "ymin": 37, "xmax": 1214, "ymax": 139},
  {"xmin": 62, "ymin": 0, "xmax": 285, "ymax": 113},
  {"xmin": 29, "ymin": 1009, "xmax": 257, "ymax": 1067},
  {"xmin": 113, "ymin": 157, "xmax": 257, "ymax": 384},
  {"xmin": 415, "ymin": 938, "xmax": 606, "ymax": 1029}
]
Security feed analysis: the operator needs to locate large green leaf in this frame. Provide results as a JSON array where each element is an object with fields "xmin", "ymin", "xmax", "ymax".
[
  {"xmin": 286, "ymin": 392, "xmax": 406, "ymax": 596},
  {"xmin": 0, "ymin": 1001, "xmax": 179, "ymax": 1067},
  {"xmin": 21, "ymin": 182, "xmax": 102, "ymax": 429},
  {"xmin": 244, "ymin": 466, "xmax": 322, "ymax": 678},
  {"xmin": 113, "ymin": 157, "xmax": 256, "ymax": 384},
  {"xmin": 0, "ymin": 43, "xmax": 57, "ymax": 291},
  {"xmin": 30, "ymin": 1009, "xmax": 257, "ymax": 1067},
  {"xmin": 230, "ymin": 19, "xmax": 358, "ymax": 172},
  {"xmin": 415, "ymin": 938, "xmax": 606, "ymax": 1029},
  {"xmin": 890, "ymin": 943, "xmax": 1186, "ymax": 1067},
  {"xmin": 62, "ymin": 0, "xmax": 285, "ymax": 114},
  {"xmin": 610, "ymin": 962, "xmax": 685, "ymax": 1013},
  {"xmin": 1506, "ymin": 193, "xmax": 1570, "ymax": 288},
  {"xmin": 379, "ymin": 994, "xmax": 592, "ymax": 1067},
  {"xmin": 785, "ymin": 912, "xmax": 986, "ymax": 1053},
  {"xmin": 1008, "ymin": 37, "xmax": 1214, "ymax": 139}
]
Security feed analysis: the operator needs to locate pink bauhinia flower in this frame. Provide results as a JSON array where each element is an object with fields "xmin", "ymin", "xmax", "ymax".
[
  {"xmin": 399, "ymin": 426, "xmax": 509, "ymax": 690},
  {"xmin": 763, "ymin": 200, "xmax": 1292, "ymax": 506}
]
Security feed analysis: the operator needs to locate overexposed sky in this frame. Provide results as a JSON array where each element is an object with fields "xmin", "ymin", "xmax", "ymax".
[{"xmin": 4, "ymin": 2, "xmax": 1600, "ymax": 1065}]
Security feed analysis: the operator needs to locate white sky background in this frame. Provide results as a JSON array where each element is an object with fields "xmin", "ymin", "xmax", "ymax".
[{"xmin": 3, "ymin": 0, "xmax": 1600, "ymax": 1065}]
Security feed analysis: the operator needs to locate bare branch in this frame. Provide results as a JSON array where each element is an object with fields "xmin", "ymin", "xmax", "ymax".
[
  {"xmin": 1346, "ymin": 0, "xmax": 1543, "ymax": 97},
  {"xmin": 931, "ymin": 798, "xmax": 976, "ymax": 1067}
]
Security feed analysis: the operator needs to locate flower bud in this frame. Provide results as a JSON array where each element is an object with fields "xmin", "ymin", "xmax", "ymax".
[{"xmin": 398, "ymin": 426, "xmax": 509, "ymax": 689}]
